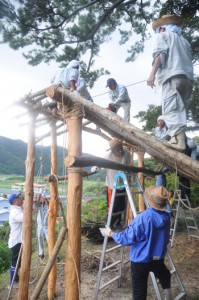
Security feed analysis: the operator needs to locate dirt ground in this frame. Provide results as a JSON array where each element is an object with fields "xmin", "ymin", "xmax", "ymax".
[{"xmin": 2, "ymin": 232, "xmax": 199, "ymax": 300}]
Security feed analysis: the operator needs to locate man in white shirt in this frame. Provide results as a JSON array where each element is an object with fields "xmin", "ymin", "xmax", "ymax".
[
  {"xmin": 105, "ymin": 139, "xmax": 131, "ymax": 228},
  {"xmin": 147, "ymin": 15, "xmax": 193, "ymax": 151},
  {"xmin": 51, "ymin": 59, "xmax": 80, "ymax": 91},
  {"xmin": 8, "ymin": 193, "xmax": 23, "ymax": 288},
  {"xmin": 106, "ymin": 78, "xmax": 131, "ymax": 122}
]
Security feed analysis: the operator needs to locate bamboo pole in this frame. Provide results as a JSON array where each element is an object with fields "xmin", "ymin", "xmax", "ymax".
[
  {"xmin": 137, "ymin": 151, "xmax": 145, "ymax": 212},
  {"xmin": 18, "ymin": 112, "xmax": 36, "ymax": 300},
  {"xmin": 31, "ymin": 226, "xmax": 67, "ymax": 300},
  {"xmin": 64, "ymin": 155, "xmax": 162, "ymax": 176},
  {"xmin": 48, "ymin": 120, "xmax": 59, "ymax": 300},
  {"xmin": 65, "ymin": 113, "xmax": 83, "ymax": 300}
]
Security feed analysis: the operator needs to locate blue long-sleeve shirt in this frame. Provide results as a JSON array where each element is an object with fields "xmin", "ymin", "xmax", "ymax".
[{"xmin": 112, "ymin": 208, "xmax": 170, "ymax": 263}]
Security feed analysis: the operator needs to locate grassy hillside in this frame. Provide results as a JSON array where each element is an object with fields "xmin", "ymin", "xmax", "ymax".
[{"xmin": 0, "ymin": 136, "xmax": 92, "ymax": 176}]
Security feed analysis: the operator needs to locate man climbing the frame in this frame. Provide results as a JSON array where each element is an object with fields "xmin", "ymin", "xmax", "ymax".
[
  {"xmin": 51, "ymin": 59, "xmax": 80, "ymax": 92},
  {"xmin": 8, "ymin": 193, "xmax": 24, "ymax": 289},
  {"xmin": 106, "ymin": 78, "xmax": 131, "ymax": 122},
  {"xmin": 147, "ymin": 14, "xmax": 193, "ymax": 152},
  {"xmin": 100, "ymin": 186, "xmax": 172, "ymax": 300}
]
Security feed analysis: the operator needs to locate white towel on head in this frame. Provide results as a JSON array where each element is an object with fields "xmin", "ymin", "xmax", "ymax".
[{"xmin": 67, "ymin": 60, "xmax": 80, "ymax": 68}]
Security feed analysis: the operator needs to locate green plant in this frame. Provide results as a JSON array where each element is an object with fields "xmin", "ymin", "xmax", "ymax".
[{"xmin": 0, "ymin": 242, "xmax": 11, "ymax": 274}]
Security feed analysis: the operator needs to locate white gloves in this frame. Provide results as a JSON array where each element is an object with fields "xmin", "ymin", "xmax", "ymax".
[
  {"xmin": 91, "ymin": 166, "xmax": 100, "ymax": 173},
  {"xmin": 99, "ymin": 225, "xmax": 112, "ymax": 237}
]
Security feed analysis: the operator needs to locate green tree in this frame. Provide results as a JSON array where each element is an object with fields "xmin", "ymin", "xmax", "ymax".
[
  {"xmin": 134, "ymin": 104, "xmax": 161, "ymax": 131},
  {"xmin": 0, "ymin": 0, "xmax": 198, "ymax": 86}
]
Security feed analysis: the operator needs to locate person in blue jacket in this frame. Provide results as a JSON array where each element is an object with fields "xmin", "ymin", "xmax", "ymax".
[{"xmin": 100, "ymin": 186, "xmax": 172, "ymax": 300}]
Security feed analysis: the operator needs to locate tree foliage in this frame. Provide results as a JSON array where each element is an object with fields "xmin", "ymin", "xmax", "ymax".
[
  {"xmin": 134, "ymin": 104, "xmax": 162, "ymax": 131},
  {"xmin": 0, "ymin": 0, "xmax": 198, "ymax": 85}
]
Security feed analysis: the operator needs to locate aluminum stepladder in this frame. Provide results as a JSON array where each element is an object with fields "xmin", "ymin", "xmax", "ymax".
[
  {"xmin": 94, "ymin": 171, "xmax": 186, "ymax": 300},
  {"xmin": 170, "ymin": 190, "xmax": 199, "ymax": 247}
]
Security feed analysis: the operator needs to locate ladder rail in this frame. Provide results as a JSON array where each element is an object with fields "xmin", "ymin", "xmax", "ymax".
[{"xmin": 94, "ymin": 172, "xmax": 186, "ymax": 300}]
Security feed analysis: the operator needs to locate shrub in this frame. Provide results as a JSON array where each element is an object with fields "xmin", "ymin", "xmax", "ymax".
[{"xmin": 0, "ymin": 242, "xmax": 11, "ymax": 274}]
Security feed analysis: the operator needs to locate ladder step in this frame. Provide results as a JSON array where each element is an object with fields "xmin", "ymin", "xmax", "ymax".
[
  {"xmin": 174, "ymin": 291, "xmax": 186, "ymax": 300},
  {"xmin": 185, "ymin": 217, "xmax": 195, "ymax": 220},
  {"xmin": 99, "ymin": 275, "xmax": 121, "ymax": 291},
  {"xmin": 105, "ymin": 244, "xmax": 122, "ymax": 253},
  {"xmin": 102, "ymin": 260, "xmax": 122, "ymax": 271},
  {"xmin": 189, "ymin": 235, "xmax": 199, "ymax": 238},
  {"xmin": 187, "ymin": 226, "xmax": 198, "ymax": 230}
]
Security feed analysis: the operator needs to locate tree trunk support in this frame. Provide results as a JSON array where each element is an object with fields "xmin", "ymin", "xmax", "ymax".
[
  {"xmin": 18, "ymin": 113, "xmax": 36, "ymax": 300},
  {"xmin": 137, "ymin": 151, "xmax": 145, "ymax": 212},
  {"xmin": 65, "ymin": 114, "xmax": 83, "ymax": 300},
  {"xmin": 48, "ymin": 120, "xmax": 59, "ymax": 300}
]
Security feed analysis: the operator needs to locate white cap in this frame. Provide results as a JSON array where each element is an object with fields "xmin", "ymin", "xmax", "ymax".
[{"xmin": 157, "ymin": 115, "xmax": 164, "ymax": 121}]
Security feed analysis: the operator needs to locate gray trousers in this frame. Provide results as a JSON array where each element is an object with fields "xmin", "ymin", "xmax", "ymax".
[
  {"xmin": 162, "ymin": 76, "xmax": 193, "ymax": 138},
  {"xmin": 114, "ymin": 101, "xmax": 131, "ymax": 122}
]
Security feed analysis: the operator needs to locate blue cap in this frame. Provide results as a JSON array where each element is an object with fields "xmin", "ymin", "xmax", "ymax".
[
  {"xmin": 8, "ymin": 193, "xmax": 21, "ymax": 204},
  {"xmin": 106, "ymin": 78, "xmax": 116, "ymax": 87}
]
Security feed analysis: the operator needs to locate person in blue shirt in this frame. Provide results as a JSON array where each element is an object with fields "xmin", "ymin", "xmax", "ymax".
[{"xmin": 100, "ymin": 186, "xmax": 172, "ymax": 300}]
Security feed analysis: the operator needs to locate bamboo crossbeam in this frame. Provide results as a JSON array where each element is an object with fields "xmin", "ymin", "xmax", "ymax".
[
  {"xmin": 43, "ymin": 170, "xmax": 99, "ymax": 182},
  {"xmin": 64, "ymin": 155, "xmax": 162, "ymax": 176}
]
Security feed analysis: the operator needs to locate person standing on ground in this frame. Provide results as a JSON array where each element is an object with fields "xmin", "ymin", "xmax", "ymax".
[
  {"xmin": 51, "ymin": 59, "xmax": 80, "ymax": 92},
  {"xmin": 8, "ymin": 193, "xmax": 24, "ymax": 288},
  {"xmin": 147, "ymin": 14, "xmax": 193, "ymax": 152},
  {"xmin": 100, "ymin": 186, "xmax": 172, "ymax": 300},
  {"xmin": 91, "ymin": 138, "xmax": 131, "ymax": 229},
  {"xmin": 106, "ymin": 78, "xmax": 131, "ymax": 122},
  {"xmin": 36, "ymin": 191, "xmax": 49, "ymax": 260}
]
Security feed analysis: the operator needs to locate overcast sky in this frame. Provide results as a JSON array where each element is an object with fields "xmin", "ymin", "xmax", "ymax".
[{"xmin": 0, "ymin": 27, "xmax": 198, "ymax": 157}]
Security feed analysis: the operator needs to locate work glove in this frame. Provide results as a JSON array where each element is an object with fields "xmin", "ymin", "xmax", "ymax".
[
  {"xmin": 91, "ymin": 166, "xmax": 100, "ymax": 173},
  {"xmin": 99, "ymin": 225, "xmax": 112, "ymax": 237}
]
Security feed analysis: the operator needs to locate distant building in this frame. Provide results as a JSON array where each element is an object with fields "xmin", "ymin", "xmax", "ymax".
[{"xmin": 0, "ymin": 198, "xmax": 10, "ymax": 225}]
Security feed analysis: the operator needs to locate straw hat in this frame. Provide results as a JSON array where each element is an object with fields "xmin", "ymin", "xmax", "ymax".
[
  {"xmin": 152, "ymin": 14, "xmax": 183, "ymax": 31},
  {"xmin": 145, "ymin": 186, "xmax": 169, "ymax": 211},
  {"xmin": 106, "ymin": 138, "xmax": 122, "ymax": 151}
]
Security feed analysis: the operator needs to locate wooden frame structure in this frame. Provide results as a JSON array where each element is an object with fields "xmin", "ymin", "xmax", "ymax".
[{"xmin": 16, "ymin": 84, "xmax": 199, "ymax": 300}]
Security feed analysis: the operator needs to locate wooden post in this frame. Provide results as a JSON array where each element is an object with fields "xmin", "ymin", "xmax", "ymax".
[
  {"xmin": 138, "ymin": 151, "xmax": 145, "ymax": 212},
  {"xmin": 65, "ymin": 114, "xmax": 83, "ymax": 300},
  {"xmin": 48, "ymin": 120, "xmax": 59, "ymax": 300},
  {"xmin": 18, "ymin": 112, "xmax": 36, "ymax": 300}
]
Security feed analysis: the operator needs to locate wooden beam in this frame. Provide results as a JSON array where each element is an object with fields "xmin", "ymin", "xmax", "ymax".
[
  {"xmin": 45, "ymin": 86, "xmax": 199, "ymax": 183},
  {"xmin": 30, "ymin": 226, "xmax": 67, "ymax": 300},
  {"xmin": 137, "ymin": 151, "xmax": 145, "ymax": 212},
  {"xmin": 18, "ymin": 113, "xmax": 36, "ymax": 300},
  {"xmin": 64, "ymin": 155, "xmax": 162, "ymax": 176}
]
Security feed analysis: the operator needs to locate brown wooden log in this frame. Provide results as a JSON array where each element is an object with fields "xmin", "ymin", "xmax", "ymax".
[
  {"xmin": 43, "ymin": 169, "xmax": 98, "ymax": 182},
  {"xmin": 65, "ymin": 115, "xmax": 82, "ymax": 300},
  {"xmin": 30, "ymin": 226, "xmax": 67, "ymax": 300},
  {"xmin": 18, "ymin": 113, "xmax": 36, "ymax": 300},
  {"xmin": 64, "ymin": 155, "xmax": 162, "ymax": 176},
  {"xmin": 48, "ymin": 120, "xmax": 59, "ymax": 300},
  {"xmin": 46, "ymin": 86, "xmax": 199, "ymax": 183}
]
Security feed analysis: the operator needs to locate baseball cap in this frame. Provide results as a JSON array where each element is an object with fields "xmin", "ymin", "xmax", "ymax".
[
  {"xmin": 106, "ymin": 78, "xmax": 116, "ymax": 87},
  {"xmin": 8, "ymin": 193, "xmax": 21, "ymax": 204}
]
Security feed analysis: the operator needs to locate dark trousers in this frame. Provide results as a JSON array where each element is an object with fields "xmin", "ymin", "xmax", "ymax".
[
  {"xmin": 11, "ymin": 243, "xmax": 22, "ymax": 281},
  {"xmin": 131, "ymin": 260, "xmax": 171, "ymax": 300}
]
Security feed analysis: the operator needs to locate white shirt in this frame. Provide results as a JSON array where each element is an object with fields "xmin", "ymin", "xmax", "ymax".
[
  {"xmin": 51, "ymin": 67, "xmax": 79, "ymax": 89},
  {"xmin": 105, "ymin": 148, "xmax": 131, "ymax": 189},
  {"xmin": 8, "ymin": 205, "xmax": 23, "ymax": 248},
  {"xmin": 108, "ymin": 83, "xmax": 131, "ymax": 105}
]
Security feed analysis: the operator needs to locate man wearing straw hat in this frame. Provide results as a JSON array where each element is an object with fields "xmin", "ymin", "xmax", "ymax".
[
  {"xmin": 100, "ymin": 186, "xmax": 172, "ymax": 300},
  {"xmin": 147, "ymin": 14, "xmax": 193, "ymax": 152}
]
